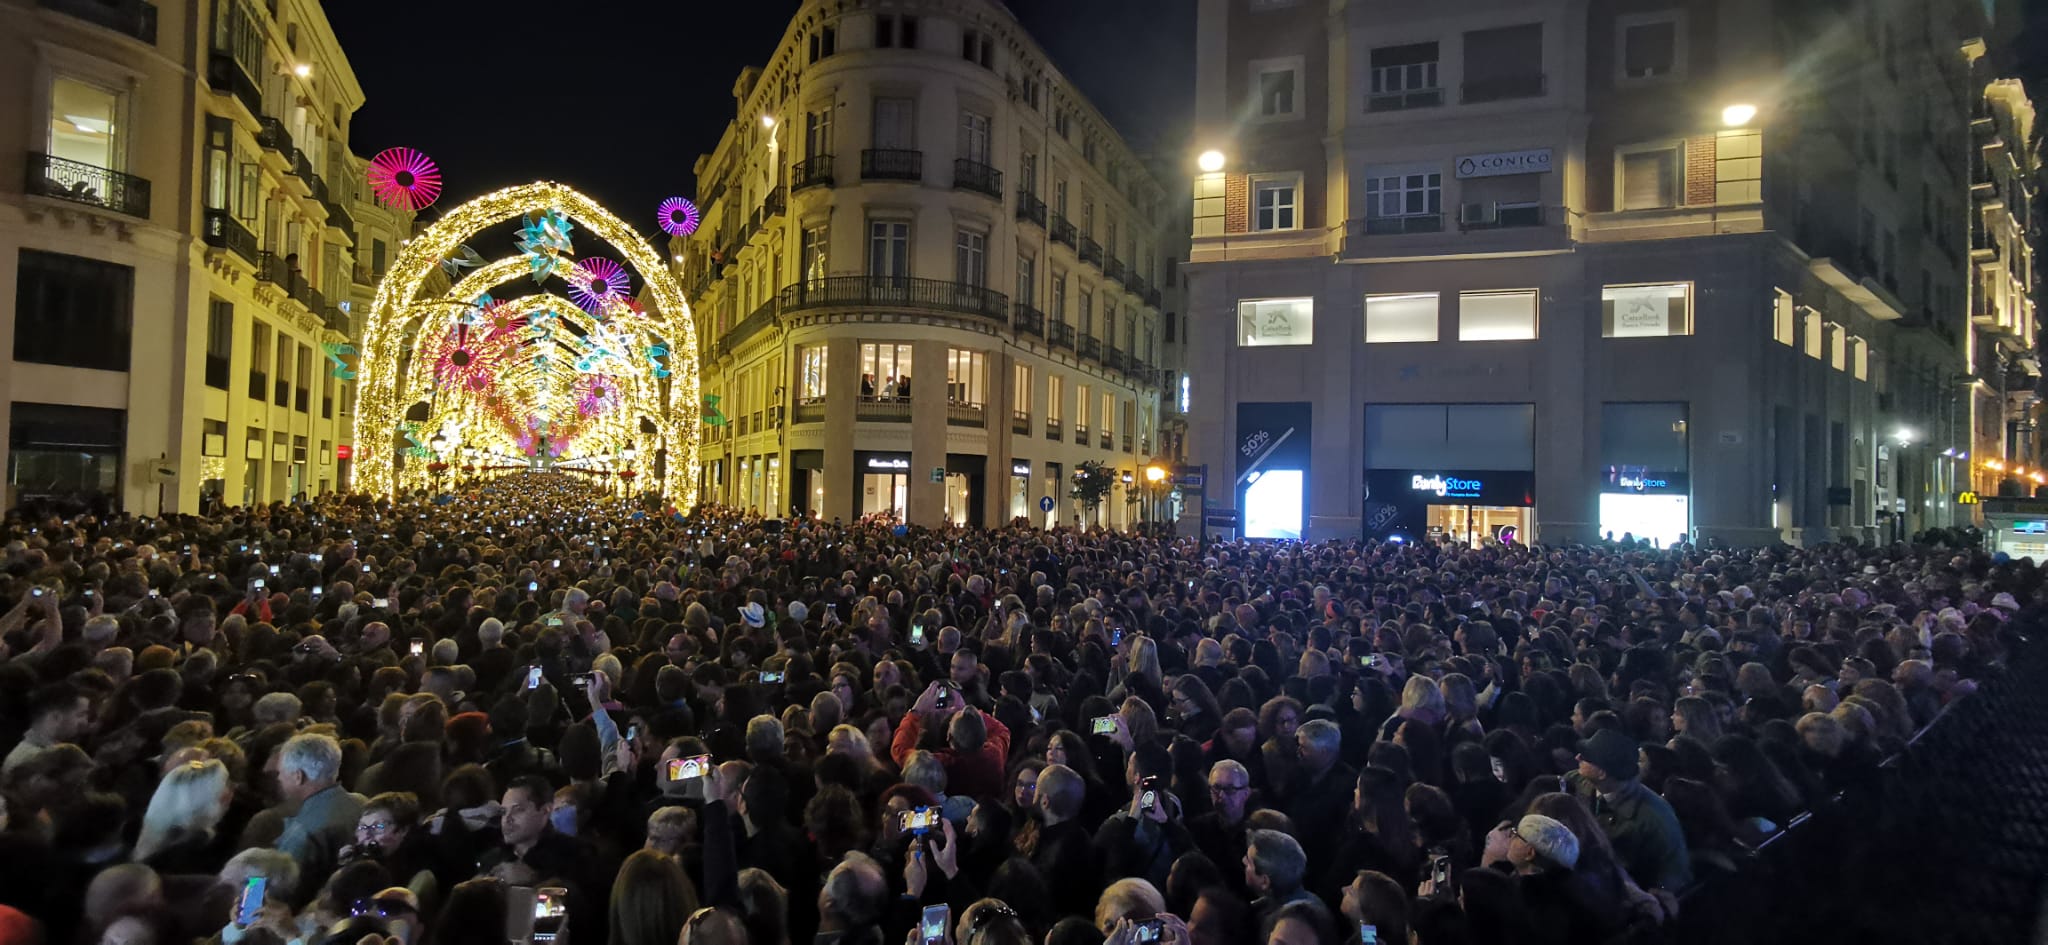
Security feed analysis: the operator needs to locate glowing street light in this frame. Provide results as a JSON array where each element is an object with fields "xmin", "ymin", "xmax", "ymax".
[
  {"xmin": 1197, "ymin": 150, "xmax": 1226, "ymax": 172},
  {"xmin": 1722, "ymin": 103, "xmax": 1758, "ymax": 127}
]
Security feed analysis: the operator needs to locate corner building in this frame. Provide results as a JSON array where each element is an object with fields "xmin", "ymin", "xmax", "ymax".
[
  {"xmin": 675, "ymin": 0, "xmax": 1187, "ymax": 529},
  {"xmin": 0, "ymin": 0, "xmax": 398, "ymax": 513},
  {"xmin": 1182, "ymin": 0, "xmax": 2039, "ymax": 546}
]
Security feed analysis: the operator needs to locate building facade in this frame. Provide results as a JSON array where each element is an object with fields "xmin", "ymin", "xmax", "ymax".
[
  {"xmin": 1184, "ymin": 0, "xmax": 2038, "ymax": 546},
  {"xmin": 0, "ymin": 0, "xmax": 388, "ymax": 515},
  {"xmin": 675, "ymin": 0, "xmax": 1186, "ymax": 529}
]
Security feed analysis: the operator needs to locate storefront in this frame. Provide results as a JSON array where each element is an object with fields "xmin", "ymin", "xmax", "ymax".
[
  {"xmin": 855, "ymin": 451, "xmax": 910, "ymax": 519},
  {"xmin": 1008, "ymin": 458, "xmax": 1032, "ymax": 523},
  {"xmin": 941, "ymin": 454, "xmax": 986, "ymax": 529},
  {"xmin": 1363, "ymin": 469, "xmax": 1536, "ymax": 546},
  {"xmin": 1598, "ymin": 466, "xmax": 1691, "ymax": 546},
  {"xmin": 791, "ymin": 450, "xmax": 823, "ymax": 518},
  {"xmin": 1982, "ymin": 497, "xmax": 2048, "ymax": 562},
  {"xmin": 1237, "ymin": 402, "xmax": 1313, "ymax": 540}
]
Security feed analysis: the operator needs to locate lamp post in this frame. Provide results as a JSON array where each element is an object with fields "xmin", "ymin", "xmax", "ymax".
[
  {"xmin": 429, "ymin": 432, "xmax": 448, "ymax": 492},
  {"xmin": 1144, "ymin": 463, "xmax": 1168, "ymax": 530},
  {"xmin": 621, "ymin": 441, "xmax": 638, "ymax": 498}
]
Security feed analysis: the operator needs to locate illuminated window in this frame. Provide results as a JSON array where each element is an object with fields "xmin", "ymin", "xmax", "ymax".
[
  {"xmin": 1365, "ymin": 293, "xmax": 1438, "ymax": 343},
  {"xmin": 1237, "ymin": 297, "xmax": 1314, "ymax": 347},
  {"xmin": 1457, "ymin": 290, "xmax": 1537, "ymax": 341},
  {"xmin": 1601, "ymin": 283, "xmax": 1692, "ymax": 337}
]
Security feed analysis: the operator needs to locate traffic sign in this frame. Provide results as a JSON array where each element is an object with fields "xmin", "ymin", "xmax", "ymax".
[
  {"xmin": 1038, "ymin": 495, "xmax": 1056, "ymax": 513},
  {"xmin": 1203, "ymin": 509, "xmax": 1240, "ymax": 528},
  {"xmin": 1175, "ymin": 472, "xmax": 1205, "ymax": 488}
]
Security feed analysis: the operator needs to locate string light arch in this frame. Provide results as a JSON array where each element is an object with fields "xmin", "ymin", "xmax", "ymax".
[{"xmin": 354, "ymin": 182, "xmax": 701, "ymax": 505}]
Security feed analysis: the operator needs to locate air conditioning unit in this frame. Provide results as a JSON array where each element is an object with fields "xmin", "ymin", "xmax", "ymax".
[{"xmin": 1458, "ymin": 202, "xmax": 1496, "ymax": 225}]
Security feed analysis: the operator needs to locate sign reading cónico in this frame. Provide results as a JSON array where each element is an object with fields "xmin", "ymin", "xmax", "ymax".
[{"xmin": 1454, "ymin": 148, "xmax": 1554, "ymax": 179}]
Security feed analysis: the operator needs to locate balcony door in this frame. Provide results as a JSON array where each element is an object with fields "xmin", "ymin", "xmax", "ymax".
[
  {"xmin": 873, "ymin": 97, "xmax": 915, "ymax": 151},
  {"xmin": 48, "ymin": 77, "xmax": 122, "ymax": 172}
]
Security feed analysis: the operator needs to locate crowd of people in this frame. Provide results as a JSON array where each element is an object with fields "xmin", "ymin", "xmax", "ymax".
[{"xmin": 0, "ymin": 473, "xmax": 2024, "ymax": 945}]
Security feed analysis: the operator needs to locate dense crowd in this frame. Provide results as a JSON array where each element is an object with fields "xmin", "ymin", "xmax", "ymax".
[{"xmin": 0, "ymin": 474, "xmax": 2025, "ymax": 945}]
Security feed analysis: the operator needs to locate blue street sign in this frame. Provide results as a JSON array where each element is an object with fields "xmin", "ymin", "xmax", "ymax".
[{"xmin": 1038, "ymin": 495, "xmax": 1056, "ymax": 513}]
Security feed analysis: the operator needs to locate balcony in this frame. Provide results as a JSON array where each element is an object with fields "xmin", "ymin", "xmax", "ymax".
[
  {"xmin": 256, "ymin": 251, "xmax": 287, "ymax": 288},
  {"xmin": 1123, "ymin": 433, "xmax": 1135, "ymax": 453},
  {"xmin": 321, "ymin": 304, "xmax": 350, "ymax": 335},
  {"xmin": 1078, "ymin": 236, "xmax": 1103, "ymax": 267},
  {"xmin": 1017, "ymin": 191, "xmax": 1047, "ymax": 227},
  {"xmin": 206, "ymin": 51, "xmax": 262, "ymax": 117},
  {"xmin": 1100, "ymin": 430, "xmax": 1114, "ymax": 450},
  {"xmin": 1013, "ymin": 410, "xmax": 1031, "ymax": 435},
  {"xmin": 204, "ymin": 354, "xmax": 229, "ymax": 391},
  {"xmin": 322, "ymin": 195, "xmax": 355, "ymax": 241},
  {"xmin": 1075, "ymin": 423, "xmax": 1091, "ymax": 445},
  {"xmin": 1013, "ymin": 302, "xmax": 1045, "ymax": 337},
  {"xmin": 1355, "ymin": 214, "xmax": 1444, "ymax": 236},
  {"xmin": 762, "ymin": 186, "xmax": 787, "ymax": 219},
  {"xmin": 1046, "ymin": 417, "xmax": 1063, "ymax": 440},
  {"xmin": 721, "ymin": 298, "xmax": 779, "ymax": 356},
  {"xmin": 1050, "ymin": 215, "xmax": 1077, "ymax": 247},
  {"xmin": 856, "ymin": 396, "xmax": 913, "ymax": 422},
  {"xmin": 26, "ymin": 153, "xmax": 151, "ymax": 219},
  {"xmin": 953, "ymin": 159, "xmax": 1003, "ymax": 199},
  {"xmin": 42, "ymin": 0, "xmax": 157, "ymax": 43},
  {"xmin": 793, "ymin": 155, "xmax": 835, "ymax": 190},
  {"xmin": 257, "ymin": 117, "xmax": 292, "ymax": 155},
  {"xmin": 1048, "ymin": 321, "xmax": 1076, "ymax": 350},
  {"xmin": 352, "ymin": 264, "xmax": 380, "ymax": 286},
  {"xmin": 1078, "ymin": 335, "xmax": 1102, "ymax": 361},
  {"xmin": 1104, "ymin": 256, "xmax": 1126, "ymax": 284},
  {"xmin": 862, "ymin": 148, "xmax": 924, "ymax": 182},
  {"xmin": 1367, "ymin": 87, "xmax": 1444, "ymax": 112},
  {"xmin": 1457, "ymin": 202, "xmax": 1547, "ymax": 231},
  {"xmin": 248, "ymin": 371, "xmax": 267, "ymax": 402},
  {"xmin": 283, "ymin": 148, "xmax": 314, "ymax": 195},
  {"xmin": 778, "ymin": 275, "xmax": 1009, "ymax": 326},
  {"xmin": 794, "ymin": 401, "xmax": 826, "ymax": 424},
  {"xmin": 1106, "ymin": 349, "xmax": 1128, "ymax": 374},
  {"xmin": 1461, "ymin": 73, "xmax": 1546, "ymax": 104},
  {"xmin": 295, "ymin": 387, "xmax": 309, "ymax": 413},
  {"xmin": 203, "ymin": 209, "xmax": 259, "ymax": 265},
  {"xmin": 1144, "ymin": 287, "xmax": 1163, "ymax": 308},
  {"xmin": 273, "ymin": 379, "xmax": 289, "ymax": 408},
  {"xmin": 947, "ymin": 403, "xmax": 987, "ymax": 427}
]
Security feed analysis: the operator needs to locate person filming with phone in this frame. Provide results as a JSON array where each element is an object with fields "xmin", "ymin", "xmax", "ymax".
[{"xmin": 891, "ymin": 681, "xmax": 1010, "ymax": 799}]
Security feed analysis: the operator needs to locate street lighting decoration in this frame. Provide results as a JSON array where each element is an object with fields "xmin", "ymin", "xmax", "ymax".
[
  {"xmin": 657, "ymin": 197, "xmax": 701, "ymax": 237},
  {"xmin": 366, "ymin": 148, "xmax": 444, "ymax": 212}
]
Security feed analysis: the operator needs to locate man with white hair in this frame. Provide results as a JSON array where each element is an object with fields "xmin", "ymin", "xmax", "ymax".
[{"xmin": 273, "ymin": 732, "xmax": 365, "ymax": 888}]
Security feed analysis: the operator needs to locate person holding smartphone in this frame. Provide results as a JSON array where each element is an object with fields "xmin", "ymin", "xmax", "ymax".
[{"xmin": 891, "ymin": 681, "xmax": 1012, "ymax": 799}]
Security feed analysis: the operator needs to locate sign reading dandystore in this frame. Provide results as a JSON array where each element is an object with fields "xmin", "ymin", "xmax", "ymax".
[
  {"xmin": 1411, "ymin": 474, "xmax": 1485, "ymax": 499},
  {"xmin": 1454, "ymin": 148, "xmax": 1554, "ymax": 179},
  {"xmin": 1603, "ymin": 465, "xmax": 1689, "ymax": 494}
]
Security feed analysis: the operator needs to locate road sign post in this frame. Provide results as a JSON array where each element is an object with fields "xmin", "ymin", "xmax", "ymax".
[{"xmin": 1177, "ymin": 463, "xmax": 1210, "ymax": 553}]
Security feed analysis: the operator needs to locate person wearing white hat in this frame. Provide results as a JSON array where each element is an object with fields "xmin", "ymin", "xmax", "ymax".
[{"xmin": 738, "ymin": 602, "xmax": 766, "ymax": 629}]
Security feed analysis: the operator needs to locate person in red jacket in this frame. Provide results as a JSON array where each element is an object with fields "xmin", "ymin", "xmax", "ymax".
[{"xmin": 890, "ymin": 680, "xmax": 1010, "ymax": 799}]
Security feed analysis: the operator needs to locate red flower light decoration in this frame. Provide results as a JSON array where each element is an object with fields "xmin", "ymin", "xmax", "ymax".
[{"xmin": 366, "ymin": 147, "xmax": 443, "ymax": 212}]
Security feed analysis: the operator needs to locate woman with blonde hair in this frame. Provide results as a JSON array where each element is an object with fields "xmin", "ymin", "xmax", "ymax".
[
  {"xmin": 1378, "ymin": 675, "xmax": 1446, "ymax": 741},
  {"xmin": 826, "ymin": 723, "xmax": 898, "ymax": 795},
  {"xmin": 132, "ymin": 758, "xmax": 234, "ymax": 872},
  {"xmin": 1124, "ymin": 635, "xmax": 1163, "ymax": 689},
  {"xmin": 1094, "ymin": 878, "xmax": 1166, "ymax": 936},
  {"xmin": 607, "ymin": 849, "xmax": 699, "ymax": 945}
]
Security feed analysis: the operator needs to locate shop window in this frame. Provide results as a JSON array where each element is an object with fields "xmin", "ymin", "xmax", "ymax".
[
  {"xmin": 1237, "ymin": 297, "xmax": 1314, "ymax": 347},
  {"xmin": 859, "ymin": 342, "xmax": 912, "ymax": 398},
  {"xmin": 13, "ymin": 249, "xmax": 133, "ymax": 371},
  {"xmin": 1602, "ymin": 283, "xmax": 1692, "ymax": 337},
  {"xmin": 1457, "ymin": 290, "xmax": 1538, "ymax": 341},
  {"xmin": 1365, "ymin": 293, "xmax": 1439, "ymax": 343}
]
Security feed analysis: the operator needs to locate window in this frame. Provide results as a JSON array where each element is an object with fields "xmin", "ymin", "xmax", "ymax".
[
  {"xmin": 1051, "ymin": 272, "xmax": 1067, "ymax": 321},
  {"xmin": 1054, "ymin": 109, "xmax": 1070, "ymax": 140},
  {"xmin": 1772, "ymin": 289, "xmax": 1796, "ymax": 345},
  {"xmin": 808, "ymin": 24, "xmax": 837, "ymax": 63},
  {"xmin": 1369, "ymin": 43, "xmax": 1441, "ymax": 110},
  {"xmin": 798, "ymin": 346, "xmax": 828, "ymax": 402},
  {"xmin": 1237, "ymin": 297, "xmax": 1314, "ymax": 346},
  {"xmin": 867, "ymin": 220, "xmax": 909, "ymax": 280},
  {"xmin": 1617, "ymin": 144, "xmax": 1681, "ymax": 210},
  {"xmin": 1014, "ymin": 363, "xmax": 1032, "ymax": 417},
  {"xmin": 1101, "ymin": 392, "xmax": 1115, "ymax": 435},
  {"xmin": 1016, "ymin": 254, "xmax": 1035, "ymax": 306},
  {"xmin": 859, "ymin": 343, "xmax": 912, "ymax": 397},
  {"xmin": 1054, "ymin": 177, "xmax": 1068, "ymax": 216},
  {"xmin": 1618, "ymin": 14, "xmax": 1683, "ymax": 80},
  {"xmin": 295, "ymin": 345, "xmax": 312, "ymax": 412},
  {"xmin": 962, "ymin": 29, "xmax": 994, "ymax": 69},
  {"xmin": 876, "ymin": 14, "xmax": 917, "ymax": 48},
  {"xmin": 1077, "ymin": 384, "xmax": 1091, "ymax": 427},
  {"xmin": 1363, "ymin": 167, "xmax": 1442, "ymax": 227},
  {"xmin": 49, "ymin": 76, "xmax": 122, "ymax": 171},
  {"xmin": 274, "ymin": 339, "xmax": 292, "ymax": 407},
  {"xmin": 1252, "ymin": 176, "xmax": 1299, "ymax": 231},
  {"xmin": 959, "ymin": 111, "xmax": 992, "ymax": 165},
  {"xmin": 202, "ymin": 419, "xmax": 227, "ymax": 458},
  {"xmin": 946, "ymin": 349, "xmax": 986, "ymax": 405},
  {"xmin": 205, "ymin": 299, "xmax": 234, "ymax": 389},
  {"xmin": 954, "ymin": 228, "xmax": 987, "ymax": 287},
  {"xmin": 1019, "ymin": 150, "xmax": 1037, "ymax": 193},
  {"xmin": 1365, "ymin": 293, "xmax": 1439, "ymax": 343},
  {"xmin": 1461, "ymin": 23, "xmax": 1545, "ymax": 102},
  {"xmin": 1601, "ymin": 283, "xmax": 1692, "ymax": 337},
  {"xmin": 1251, "ymin": 58, "xmax": 1302, "ymax": 119},
  {"xmin": 1458, "ymin": 290, "xmax": 1538, "ymax": 341},
  {"xmin": 801, "ymin": 223, "xmax": 829, "ymax": 286},
  {"xmin": 1802, "ymin": 307, "xmax": 1823, "ymax": 358},
  {"xmin": 1852, "ymin": 337, "xmax": 1869, "ymax": 380},
  {"xmin": 1828, "ymin": 323, "xmax": 1848, "ymax": 371},
  {"xmin": 1079, "ymin": 289, "xmax": 1094, "ymax": 337},
  {"xmin": 13, "ymin": 249, "xmax": 133, "ymax": 371},
  {"xmin": 1047, "ymin": 375, "xmax": 1063, "ymax": 422},
  {"xmin": 872, "ymin": 97, "xmax": 915, "ymax": 150},
  {"xmin": 805, "ymin": 107, "xmax": 834, "ymax": 158}
]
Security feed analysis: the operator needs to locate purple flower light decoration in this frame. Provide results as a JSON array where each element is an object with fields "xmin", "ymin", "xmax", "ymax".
[
  {"xmin": 365, "ymin": 147, "xmax": 443, "ymax": 211},
  {"xmin": 657, "ymin": 197, "xmax": 701, "ymax": 236},
  {"xmin": 575, "ymin": 374, "xmax": 621, "ymax": 416},
  {"xmin": 568, "ymin": 258, "xmax": 629, "ymax": 312}
]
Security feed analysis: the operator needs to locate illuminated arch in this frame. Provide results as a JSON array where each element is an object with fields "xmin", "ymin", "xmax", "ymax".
[{"xmin": 354, "ymin": 182, "xmax": 701, "ymax": 506}]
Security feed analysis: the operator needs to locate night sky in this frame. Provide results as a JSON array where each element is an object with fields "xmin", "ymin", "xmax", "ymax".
[{"xmin": 327, "ymin": 1, "xmax": 1195, "ymax": 235}]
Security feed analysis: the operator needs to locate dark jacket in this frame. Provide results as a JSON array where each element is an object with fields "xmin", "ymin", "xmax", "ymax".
[
  {"xmin": 1284, "ymin": 761, "xmax": 1357, "ymax": 869},
  {"xmin": 1092, "ymin": 812, "xmax": 1196, "ymax": 891},
  {"xmin": 1030, "ymin": 818, "xmax": 1100, "ymax": 918},
  {"xmin": 1503, "ymin": 864, "xmax": 1626, "ymax": 945},
  {"xmin": 1565, "ymin": 773, "xmax": 1691, "ymax": 891},
  {"xmin": 1187, "ymin": 812, "xmax": 1253, "ymax": 895}
]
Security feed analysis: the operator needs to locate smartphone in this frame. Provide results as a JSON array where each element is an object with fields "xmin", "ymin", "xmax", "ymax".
[
  {"xmin": 532, "ymin": 886, "xmax": 568, "ymax": 944},
  {"xmin": 1091, "ymin": 715, "xmax": 1118, "ymax": 736},
  {"xmin": 29, "ymin": 587, "xmax": 44, "ymax": 598},
  {"xmin": 253, "ymin": 578, "xmax": 267, "ymax": 590},
  {"xmin": 901, "ymin": 805, "xmax": 940, "ymax": 835},
  {"xmin": 410, "ymin": 640, "xmax": 425, "ymax": 657},
  {"xmin": 910, "ymin": 622, "xmax": 926, "ymax": 646},
  {"xmin": 312, "ymin": 586, "xmax": 324, "ymax": 598},
  {"xmin": 374, "ymin": 598, "xmax": 391, "ymax": 609},
  {"xmin": 526, "ymin": 667, "xmax": 544, "ymax": 690},
  {"xmin": 1490, "ymin": 757, "xmax": 1507, "ymax": 782},
  {"xmin": 920, "ymin": 904, "xmax": 950, "ymax": 945},
  {"xmin": 235, "ymin": 876, "xmax": 267, "ymax": 927},
  {"xmin": 311, "ymin": 554, "xmax": 323, "ymax": 562},
  {"xmin": 1132, "ymin": 918, "xmax": 1165, "ymax": 944},
  {"xmin": 760, "ymin": 670, "xmax": 786, "ymax": 685},
  {"xmin": 1431, "ymin": 853, "xmax": 1452, "ymax": 888},
  {"xmin": 1361, "ymin": 654, "xmax": 1381, "ymax": 669},
  {"xmin": 553, "ymin": 559, "xmax": 561, "ymax": 568},
  {"xmin": 529, "ymin": 581, "xmax": 540, "ymax": 592},
  {"xmin": 666, "ymin": 754, "xmax": 710, "ymax": 782},
  {"xmin": 269, "ymin": 565, "xmax": 280, "ymax": 576},
  {"xmin": 362, "ymin": 564, "xmax": 372, "ymax": 573},
  {"xmin": 1360, "ymin": 925, "xmax": 1378, "ymax": 945},
  {"xmin": 1111, "ymin": 626, "xmax": 1125, "ymax": 646},
  {"xmin": 627, "ymin": 724, "xmax": 641, "ymax": 743},
  {"xmin": 148, "ymin": 589, "xmax": 160, "ymax": 599},
  {"xmin": 547, "ymin": 616, "xmax": 565, "ymax": 627},
  {"xmin": 83, "ymin": 589, "xmax": 95, "ymax": 598}
]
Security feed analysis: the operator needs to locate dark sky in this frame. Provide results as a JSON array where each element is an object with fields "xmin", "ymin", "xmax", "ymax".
[{"xmin": 328, "ymin": 1, "xmax": 1194, "ymax": 236}]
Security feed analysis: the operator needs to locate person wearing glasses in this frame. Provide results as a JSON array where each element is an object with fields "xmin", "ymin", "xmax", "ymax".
[{"xmin": 1188, "ymin": 760, "xmax": 1256, "ymax": 895}]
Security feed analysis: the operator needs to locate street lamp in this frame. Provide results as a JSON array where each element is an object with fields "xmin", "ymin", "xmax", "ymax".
[
  {"xmin": 1721, "ymin": 103, "xmax": 1758, "ymax": 127},
  {"xmin": 1197, "ymin": 150, "xmax": 1226, "ymax": 172}
]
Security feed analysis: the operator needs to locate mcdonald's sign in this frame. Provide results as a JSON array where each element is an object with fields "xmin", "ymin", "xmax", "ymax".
[{"xmin": 1957, "ymin": 491, "xmax": 1980, "ymax": 505}]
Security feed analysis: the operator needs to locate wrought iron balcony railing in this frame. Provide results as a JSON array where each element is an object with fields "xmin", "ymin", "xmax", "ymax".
[
  {"xmin": 779, "ymin": 275, "xmax": 1008, "ymax": 324},
  {"xmin": 861, "ymin": 148, "xmax": 924, "ymax": 182},
  {"xmin": 26, "ymin": 152, "xmax": 151, "ymax": 218},
  {"xmin": 952, "ymin": 159, "xmax": 1003, "ymax": 199},
  {"xmin": 793, "ymin": 155, "xmax": 834, "ymax": 190},
  {"xmin": 42, "ymin": 0, "xmax": 157, "ymax": 43}
]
